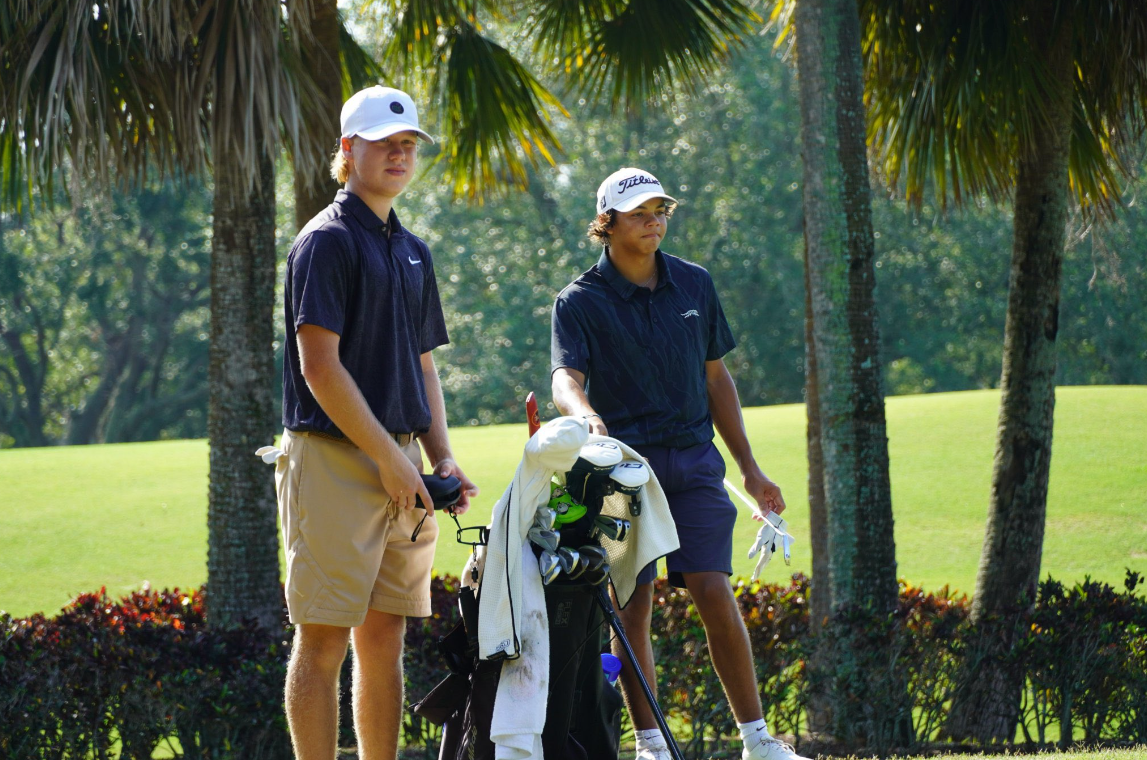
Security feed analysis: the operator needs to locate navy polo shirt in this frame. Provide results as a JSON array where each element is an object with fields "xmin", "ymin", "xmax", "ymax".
[
  {"xmin": 282, "ymin": 190, "xmax": 449, "ymax": 437},
  {"xmin": 551, "ymin": 249, "xmax": 736, "ymax": 448}
]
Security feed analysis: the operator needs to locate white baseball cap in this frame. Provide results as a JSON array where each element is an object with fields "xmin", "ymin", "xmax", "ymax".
[
  {"xmin": 340, "ymin": 86, "xmax": 434, "ymax": 144},
  {"xmin": 596, "ymin": 167, "xmax": 676, "ymax": 214}
]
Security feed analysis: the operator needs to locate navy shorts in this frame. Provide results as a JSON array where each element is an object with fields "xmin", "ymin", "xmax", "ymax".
[{"xmin": 634, "ymin": 441, "xmax": 738, "ymax": 589}]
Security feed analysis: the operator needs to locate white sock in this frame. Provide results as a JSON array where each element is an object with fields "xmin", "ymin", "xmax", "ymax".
[
  {"xmin": 635, "ymin": 728, "xmax": 667, "ymax": 750},
  {"xmin": 738, "ymin": 718, "xmax": 770, "ymax": 745}
]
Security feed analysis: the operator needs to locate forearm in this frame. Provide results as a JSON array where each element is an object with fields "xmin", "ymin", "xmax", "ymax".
[
  {"xmin": 552, "ymin": 372, "xmax": 596, "ymax": 418},
  {"xmin": 304, "ymin": 362, "xmax": 403, "ymax": 466},
  {"xmin": 419, "ymin": 359, "xmax": 454, "ymax": 468},
  {"xmin": 707, "ymin": 365, "xmax": 756, "ymax": 472}
]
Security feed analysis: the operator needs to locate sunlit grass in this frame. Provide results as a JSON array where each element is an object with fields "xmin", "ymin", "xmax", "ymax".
[{"xmin": 2, "ymin": 387, "xmax": 1144, "ymax": 618}]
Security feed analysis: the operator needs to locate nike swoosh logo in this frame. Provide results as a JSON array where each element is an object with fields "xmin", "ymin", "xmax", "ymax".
[{"xmin": 408, "ymin": 257, "xmax": 421, "ymax": 265}]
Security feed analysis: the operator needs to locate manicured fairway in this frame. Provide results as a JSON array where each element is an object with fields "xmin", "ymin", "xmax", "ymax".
[{"xmin": 2, "ymin": 386, "xmax": 1144, "ymax": 618}]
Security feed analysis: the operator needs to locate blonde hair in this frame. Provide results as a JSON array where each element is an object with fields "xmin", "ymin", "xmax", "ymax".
[{"xmin": 330, "ymin": 138, "xmax": 353, "ymax": 184}]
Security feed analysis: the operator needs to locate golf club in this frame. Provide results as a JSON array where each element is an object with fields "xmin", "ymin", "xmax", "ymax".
[
  {"xmin": 538, "ymin": 550, "xmax": 561, "ymax": 585},
  {"xmin": 528, "ymin": 526, "xmax": 560, "ymax": 553},
  {"xmin": 593, "ymin": 586, "xmax": 685, "ymax": 760},
  {"xmin": 534, "ymin": 506, "xmax": 557, "ymax": 531},
  {"xmin": 556, "ymin": 547, "xmax": 585, "ymax": 579}
]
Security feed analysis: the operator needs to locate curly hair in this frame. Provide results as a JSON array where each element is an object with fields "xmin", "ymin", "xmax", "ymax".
[
  {"xmin": 586, "ymin": 210, "xmax": 617, "ymax": 247},
  {"xmin": 585, "ymin": 202, "xmax": 677, "ymax": 247}
]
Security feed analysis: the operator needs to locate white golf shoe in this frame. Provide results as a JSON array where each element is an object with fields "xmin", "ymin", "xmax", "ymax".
[{"xmin": 742, "ymin": 733, "xmax": 811, "ymax": 760}]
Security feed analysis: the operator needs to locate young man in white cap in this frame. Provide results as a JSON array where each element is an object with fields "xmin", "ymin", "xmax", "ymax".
[
  {"xmin": 550, "ymin": 168, "xmax": 808, "ymax": 760},
  {"xmin": 278, "ymin": 85, "xmax": 478, "ymax": 760}
]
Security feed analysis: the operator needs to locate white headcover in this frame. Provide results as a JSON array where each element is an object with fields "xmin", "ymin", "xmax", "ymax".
[{"xmin": 609, "ymin": 460, "xmax": 649, "ymax": 490}]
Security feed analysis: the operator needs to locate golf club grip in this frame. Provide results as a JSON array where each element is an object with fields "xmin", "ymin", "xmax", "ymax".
[
  {"xmin": 593, "ymin": 587, "xmax": 685, "ymax": 760},
  {"xmin": 526, "ymin": 392, "xmax": 540, "ymax": 437}
]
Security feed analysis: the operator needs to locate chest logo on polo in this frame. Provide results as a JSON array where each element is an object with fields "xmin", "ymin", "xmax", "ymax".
[
  {"xmin": 408, "ymin": 256, "xmax": 421, "ymax": 265},
  {"xmin": 681, "ymin": 309, "xmax": 700, "ymax": 319}
]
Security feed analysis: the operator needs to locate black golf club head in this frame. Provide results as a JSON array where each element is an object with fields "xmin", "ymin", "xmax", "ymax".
[
  {"xmin": 578, "ymin": 545, "xmax": 608, "ymax": 573},
  {"xmin": 582, "ymin": 559, "xmax": 611, "ymax": 586}
]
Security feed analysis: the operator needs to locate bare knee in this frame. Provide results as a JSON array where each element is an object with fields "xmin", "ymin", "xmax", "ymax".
[
  {"xmin": 352, "ymin": 609, "xmax": 406, "ymax": 666},
  {"xmin": 682, "ymin": 572, "xmax": 735, "ymax": 609},
  {"xmin": 616, "ymin": 582, "xmax": 654, "ymax": 630},
  {"xmin": 291, "ymin": 624, "xmax": 351, "ymax": 678}
]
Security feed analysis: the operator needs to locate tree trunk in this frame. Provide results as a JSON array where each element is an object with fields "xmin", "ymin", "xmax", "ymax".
[
  {"xmin": 945, "ymin": 13, "xmax": 1074, "ymax": 744},
  {"xmin": 293, "ymin": 0, "xmax": 342, "ymax": 231},
  {"xmin": 206, "ymin": 145, "xmax": 282, "ymax": 631},
  {"xmin": 794, "ymin": 0, "xmax": 896, "ymax": 623},
  {"xmin": 794, "ymin": 0, "xmax": 899, "ymax": 745},
  {"xmin": 803, "ymin": 235, "xmax": 832, "ymax": 734}
]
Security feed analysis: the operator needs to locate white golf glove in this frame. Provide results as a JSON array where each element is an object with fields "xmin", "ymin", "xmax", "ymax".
[
  {"xmin": 254, "ymin": 445, "xmax": 284, "ymax": 464},
  {"xmin": 747, "ymin": 512, "xmax": 794, "ymax": 582}
]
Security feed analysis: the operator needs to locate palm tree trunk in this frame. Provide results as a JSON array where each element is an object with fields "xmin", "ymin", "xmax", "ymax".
[
  {"xmin": 803, "ymin": 236, "xmax": 832, "ymax": 734},
  {"xmin": 292, "ymin": 0, "xmax": 342, "ymax": 230},
  {"xmin": 206, "ymin": 146, "xmax": 282, "ymax": 631},
  {"xmin": 794, "ymin": 0, "xmax": 897, "ymax": 621},
  {"xmin": 794, "ymin": 0, "xmax": 899, "ymax": 745},
  {"xmin": 944, "ymin": 13, "xmax": 1074, "ymax": 744}
]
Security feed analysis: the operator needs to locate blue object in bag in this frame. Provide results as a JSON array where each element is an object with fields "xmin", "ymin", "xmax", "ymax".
[{"xmin": 601, "ymin": 653, "xmax": 622, "ymax": 684}]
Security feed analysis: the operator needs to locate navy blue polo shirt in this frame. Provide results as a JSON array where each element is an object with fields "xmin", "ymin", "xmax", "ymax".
[
  {"xmin": 551, "ymin": 249, "xmax": 736, "ymax": 448},
  {"xmin": 282, "ymin": 190, "xmax": 449, "ymax": 437}
]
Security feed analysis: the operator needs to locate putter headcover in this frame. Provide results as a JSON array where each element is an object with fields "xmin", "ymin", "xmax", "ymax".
[
  {"xmin": 548, "ymin": 483, "xmax": 588, "ymax": 525},
  {"xmin": 416, "ymin": 473, "xmax": 463, "ymax": 512},
  {"xmin": 747, "ymin": 512, "xmax": 794, "ymax": 582}
]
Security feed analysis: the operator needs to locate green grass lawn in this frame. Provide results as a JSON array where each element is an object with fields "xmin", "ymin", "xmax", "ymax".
[{"xmin": 2, "ymin": 386, "xmax": 1145, "ymax": 618}]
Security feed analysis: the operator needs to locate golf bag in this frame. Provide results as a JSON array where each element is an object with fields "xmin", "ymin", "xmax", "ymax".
[
  {"xmin": 415, "ymin": 581, "xmax": 624, "ymax": 760},
  {"xmin": 413, "ymin": 421, "xmax": 683, "ymax": 760}
]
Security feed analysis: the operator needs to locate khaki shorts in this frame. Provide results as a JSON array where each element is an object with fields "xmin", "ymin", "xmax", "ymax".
[{"xmin": 275, "ymin": 428, "xmax": 439, "ymax": 626}]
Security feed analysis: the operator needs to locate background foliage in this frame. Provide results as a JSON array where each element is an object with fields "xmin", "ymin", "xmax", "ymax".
[
  {"xmin": 3, "ymin": 572, "xmax": 1144, "ymax": 758},
  {"xmin": 1, "ymin": 31, "xmax": 1145, "ymax": 446}
]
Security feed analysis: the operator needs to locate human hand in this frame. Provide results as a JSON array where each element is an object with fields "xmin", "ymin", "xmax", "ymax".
[
  {"xmin": 433, "ymin": 457, "xmax": 479, "ymax": 515},
  {"xmin": 583, "ymin": 413, "xmax": 608, "ymax": 437},
  {"xmin": 377, "ymin": 449, "xmax": 434, "ymax": 514},
  {"xmin": 743, "ymin": 465, "xmax": 786, "ymax": 520}
]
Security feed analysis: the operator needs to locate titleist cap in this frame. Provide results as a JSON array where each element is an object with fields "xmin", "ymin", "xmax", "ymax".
[
  {"xmin": 340, "ymin": 86, "xmax": 434, "ymax": 144},
  {"xmin": 596, "ymin": 167, "xmax": 676, "ymax": 214}
]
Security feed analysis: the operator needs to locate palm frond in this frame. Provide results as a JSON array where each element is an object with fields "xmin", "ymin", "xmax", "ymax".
[
  {"xmin": 0, "ymin": 1, "xmax": 205, "ymax": 211},
  {"xmin": 861, "ymin": 0, "xmax": 1147, "ymax": 220},
  {"xmin": 553, "ymin": 0, "xmax": 760, "ymax": 108},
  {"xmin": 434, "ymin": 22, "xmax": 567, "ymax": 199},
  {"xmin": 339, "ymin": 16, "xmax": 386, "ymax": 99}
]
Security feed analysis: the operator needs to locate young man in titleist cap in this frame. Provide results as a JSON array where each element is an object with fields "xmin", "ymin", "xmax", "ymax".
[
  {"xmin": 551, "ymin": 168, "xmax": 808, "ymax": 760},
  {"xmin": 278, "ymin": 85, "xmax": 478, "ymax": 760}
]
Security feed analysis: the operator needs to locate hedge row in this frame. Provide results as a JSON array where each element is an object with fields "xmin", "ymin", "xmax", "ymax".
[{"xmin": 2, "ymin": 572, "xmax": 1145, "ymax": 758}]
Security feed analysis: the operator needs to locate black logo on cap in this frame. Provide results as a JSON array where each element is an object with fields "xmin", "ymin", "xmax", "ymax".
[
  {"xmin": 390, "ymin": 102, "xmax": 405, "ymax": 114},
  {"xmin": 617, "ymin": 174, "xmax": 660, "ymax": 194}
]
